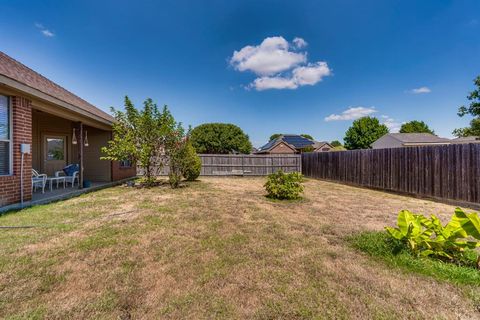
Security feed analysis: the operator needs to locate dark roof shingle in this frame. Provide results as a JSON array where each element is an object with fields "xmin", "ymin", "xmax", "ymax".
[{"xmin": 0, "ymin": 51, "xmax": 113, "ymax": 123}]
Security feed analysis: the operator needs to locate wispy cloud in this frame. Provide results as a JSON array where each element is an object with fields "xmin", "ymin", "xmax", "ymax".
[
  {"xmin": 409, "ymin": 86, "xmax": 431, "ymax": 94},
  {"xmin": 230, "ymin": 36, "xmax": 331, "ymax": 91},
  {"xmin": 292, "ymin": 37, "xmax": 308, "ymax": 48},
  {"xmin": 325, "ymin": 107, "xmax": 377, "ymax": 121},
  {"xmin": 35, "ymin": 23, "xmax": 55, "ymax": 37}
]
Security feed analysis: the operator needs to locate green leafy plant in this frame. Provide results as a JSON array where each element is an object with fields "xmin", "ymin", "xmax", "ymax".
[
  {"xmin": 264, "ymin": 170, "xmax": 304, "ymax": 200},
  {"xmin": 385, "ymin": 208, "xmax": 480, "ymax": 266},
  {"xmin": 180, "ymin": 141, "xmax": 201, "ymax": 181}
]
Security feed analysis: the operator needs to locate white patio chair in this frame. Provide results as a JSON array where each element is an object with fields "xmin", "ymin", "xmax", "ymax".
[
  {"xmin": 32, "ymin": 169, "xmax": 47, "ymax": 193},
  {"xmin": 55, "ymin": 170, "xmax": 79, "ymax": 188}
]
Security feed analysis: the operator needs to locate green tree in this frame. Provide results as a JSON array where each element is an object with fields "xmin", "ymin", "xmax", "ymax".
[
  {"xmin": 330, "ymin": 140, "xmax": 342, "ymax": 147},
  {"xmin": 454, "ymin": 76, "xmax": 480, "ymax": 137},
  {"xmin": 399, "ymin": 120, "xmax": 435, "ymax": 134},
  {"xmin": 344, "ymin": 117, "xmax": 389, "ymax": 150},
  {"xmin": 269, "ymin": 133, "xmax": 282, "ymax": 141},
  {"xmin": 300, "ymin": 134, "xmax": 314, "ymax": 141},
  {"xmin": 180, "ymin": 141, "xmax": 201, "ymax": 181},
  {"xmin": 269, "ymin": 133, "xmax": 314, "ymax": 141},
  {"xmin": 101, "ymin": 96, "xmax": 173, "ymax": 184},
  {"xmin": 190, "ymin": 123, "xmax": 252, "ymax": 154}
]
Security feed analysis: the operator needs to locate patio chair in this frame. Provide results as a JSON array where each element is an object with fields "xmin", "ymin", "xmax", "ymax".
[
  {"xmin": 55, "ymin": 164, "xmax": 79, "ymax": 188},
  {"xmin": 32, "ymin": 169, "xmax": 47, "ymax": 193}
]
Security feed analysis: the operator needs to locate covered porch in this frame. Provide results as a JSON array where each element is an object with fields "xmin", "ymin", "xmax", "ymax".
[{"xmin": 31, "ymin": 105, "xmax": 113, "ymax": 196}]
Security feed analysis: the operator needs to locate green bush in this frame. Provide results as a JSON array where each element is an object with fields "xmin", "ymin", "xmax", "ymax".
[
  {"xmin": 181, "ymin": 142, "xmax": 201, "ymax": 181},
  {"xmin": 264, "ymin": 170, "xmax": 304, "ymax": 200},
  {"xmin": 385, "ymin": 208, "xmax": 480, "ymax": 266}
]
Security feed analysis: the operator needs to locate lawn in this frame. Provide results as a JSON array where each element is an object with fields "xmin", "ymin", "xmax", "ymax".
[{"xmin": 0, "ymin": 177, "xmax": 479, "ymax": 319}]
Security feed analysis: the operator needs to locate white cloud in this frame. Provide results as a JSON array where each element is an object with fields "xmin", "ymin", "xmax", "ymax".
[
  {"xmin": 230, "ymin": 36, "xmax": 306, "ymax": 76},
  {"xmin": 231, "ymin": 36, "xmax": 332, "ymax": 91},
  {"xmin": 251, "ymin": 62, "xmax": 331, "ymax": 91},
  {"xmin": 251, "ymin": 76, "xmax": 297, "ymax": 91},
  {"xmin": 381, "ymin": 115, "xmax": 403, "ymax": 132},
  {"xmin": 409, "ymin": 86, "xmax": 431, "ymax": 94},
  {"xmin": 35, "ymin": 23, "xmax": 54, "ymax": 37},
  {"xmin": 325, "ymin": 107, "xmax": 377, "ymax": 121},
  {"xmin": 293, "ymin": 37, "xmax": 307, "ymax": 48}
]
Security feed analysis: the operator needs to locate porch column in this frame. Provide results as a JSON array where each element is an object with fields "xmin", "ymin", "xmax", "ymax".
[{"xmin": 78, "ymin": 122, "xmax": 84, "ymax": 189}]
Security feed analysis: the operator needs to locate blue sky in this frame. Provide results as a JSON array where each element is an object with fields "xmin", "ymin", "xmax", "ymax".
[{"xmin": 1, "ymin": 0, "xmax": 479, "ymax": 147}]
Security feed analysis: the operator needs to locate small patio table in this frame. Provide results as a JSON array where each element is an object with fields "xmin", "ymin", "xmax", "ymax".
[{"xmin": 46, "ymin": 176, "xmax": 66, "ymax": 192}]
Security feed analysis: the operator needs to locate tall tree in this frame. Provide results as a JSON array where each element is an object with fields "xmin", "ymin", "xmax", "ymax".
[
  {"xmin": 453, "ymin": 76, "xmax": 480, "ymax": 137},
  {"xmin": 190, "ymin": 123, "xmax": 252, "ymax": 154},
  {"xmin": 400, "ymin": 120, "xmax": 435, "ymax": 134},
  {"xmin": 344, "ymin": 117, "xmax": 389, "ymax": 150}
]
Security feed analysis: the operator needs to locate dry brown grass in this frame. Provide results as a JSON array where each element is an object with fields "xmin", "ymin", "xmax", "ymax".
[{"xmin": 0, "ymin": 177, "xmax": 478, "ymax": 319}]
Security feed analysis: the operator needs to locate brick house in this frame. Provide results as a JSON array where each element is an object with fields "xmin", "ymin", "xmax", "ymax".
[
  {"xmin": 256, "ymin": 134, "xmax": 333, "ymax": 154},
  {"xmin": 0, "ymin": 52, "xmax": 136, "ymax": 207}
]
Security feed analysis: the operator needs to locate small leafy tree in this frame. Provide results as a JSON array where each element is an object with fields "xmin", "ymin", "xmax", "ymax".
[
  {"xmin": 181, "ymin": 141, "xmax": 201, "ymax": 181},
  {"xmin": 400, "ymin": 120, "xmax": 435, "ymax": 134},
  {"xmin": 101, "ymin": 96, "xmax": 173, "ymax": 185},
  {"xmin": 344, "ymin": 117, "xmax": 389, "ymax": 150},
  {"xmin": 454, "ymin": 76, "xmax": 480, "ymax": 137},
  {"xmin": 190, "ymin": 123, "xmax": 252, "ymax": 154}
]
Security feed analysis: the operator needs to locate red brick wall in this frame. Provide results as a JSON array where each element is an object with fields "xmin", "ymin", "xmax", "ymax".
[
  {"xmin": 0, "ymin": 96, "xmax": 32, "ymax": 207},
  {"xmin": 111, "ymin": 161, "xmax": 136, "ymax": 181}
]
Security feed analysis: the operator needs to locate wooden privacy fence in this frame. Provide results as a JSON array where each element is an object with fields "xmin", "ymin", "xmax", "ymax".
[
  {"xmin": 155, "ymin": 154, "xmax": 302, "ymax": 176},
  {"xmin": 302, "ymin": 144, "xmax": 480, "ymax": 204}
]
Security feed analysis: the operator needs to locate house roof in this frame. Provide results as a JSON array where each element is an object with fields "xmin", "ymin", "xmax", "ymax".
[
  {"xmin": 451, "ymin": 136, "xmax": 480, "ymax": 143},
  {"xmin": 386, "ymin": 133, "xmax": 450, "ymax": 144},
  {"xmin": 313, "ymin": 141, "xmax": 332, "ymax": 149},
  {"xmin": 0, "ymin": 51, "xmax": 114, "ymax": 124},
  {"xmin": 258, "ymin": 134, "xmax": 314, "ymax": 152}
]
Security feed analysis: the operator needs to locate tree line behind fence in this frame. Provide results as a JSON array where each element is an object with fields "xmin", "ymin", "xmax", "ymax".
[
  {"xmin": 302, "ymin": 143, "xmax": 480, "ymax": 204},
  {"xmin": 142, "ymin": 154, "xmax": 302, "ymax": 176}
]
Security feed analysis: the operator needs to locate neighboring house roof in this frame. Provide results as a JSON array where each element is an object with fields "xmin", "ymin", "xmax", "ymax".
[
  {"xmin": 383, "ymin": 133, "xmax": 451, "ymax": 145},
  {"xmin": 451, "ymin": 136, "xmax": 480, "ymax": 143},
  {"xmin": 313, "ymin": 141, "xmax": 333, "ymax": 149},
  {"xmin": 258, "ymin": 134, "xmax": 314, "ymax": 152},
  {"xmin": 256, "ymin": 140, "xmax": 297, "ymax": 154},
  {"xmin": 0, "ymin": 51, "xmax": 114, "ymax": 124}
]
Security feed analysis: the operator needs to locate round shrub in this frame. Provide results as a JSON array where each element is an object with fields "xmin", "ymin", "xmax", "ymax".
[
  {"xmin": 181, "ymin": 142, "xmax": 201, "ymax": 181},
  {"xmin": 264, "ymin": 170, "xmax": 304, "ymax": 200}
]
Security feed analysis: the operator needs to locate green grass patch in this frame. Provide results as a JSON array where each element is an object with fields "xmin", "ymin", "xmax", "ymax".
[{"xmin": 348, "ymin": 231, "xmax": 480, "ymax": 285}]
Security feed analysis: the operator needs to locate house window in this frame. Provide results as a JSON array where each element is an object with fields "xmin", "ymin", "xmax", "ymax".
[
  {"xmin": 0, "ymin": 95, "xmax": 11, "ymax": 176},
  {"xmin": 119, "ymin": 159, "xmax": 132, "ymax": 168}
]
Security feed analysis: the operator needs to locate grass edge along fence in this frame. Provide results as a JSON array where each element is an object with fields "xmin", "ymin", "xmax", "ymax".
[
  {"xmin": 302, "ymin": 143, "xmax": 480, "ymax": 204},
  {"xmin": 154, "ymin": 154, "xmax": 302, "ymax": 176}
]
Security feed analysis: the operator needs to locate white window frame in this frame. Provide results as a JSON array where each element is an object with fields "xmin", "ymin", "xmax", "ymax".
[{"xmin": 0, "ymin": 95, "xmax": 12, "ymax": 176}]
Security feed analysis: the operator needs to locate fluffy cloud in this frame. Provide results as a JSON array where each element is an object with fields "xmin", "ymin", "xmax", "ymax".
[
  {"xmin": 230, "ymin": 36, "xmax": 306, "ymax": 76},
  {"xmin": 252, "ymin": 62, "xmax": 331, "ymax": 91},
  {"xmin": 324, "ymin": 107, "xmax": 377, "ymax": 121},
  {"xmin": 293, "ymin": 37, "xmax": 308, "ymax": 48},
  {"xmin": 409, "ymin": 86, "xmax": 431, "ymax": 94},
  {"xmin": 380, "ymin": 115, "xmax": 403, "ymax": 132},
  {"xmin": 230, "ymin": 36, "xmax": 331, "ymax": 91},
  {"xmin": 35, "ymin": 23, "xmax": 55, "ymax": 37}
]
